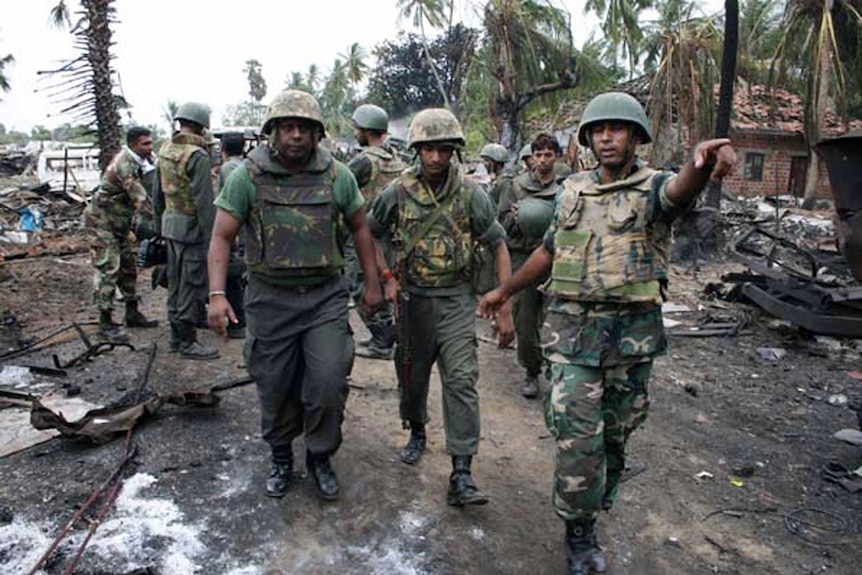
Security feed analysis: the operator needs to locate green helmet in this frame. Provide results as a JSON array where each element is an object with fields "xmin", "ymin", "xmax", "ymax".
[
  {"xmin": 351, "ymin": 104, "xmax": 389, "ymax": 132},
  {"xmin": 480, "ymin": 143, "xmax": 508, "ymax": 164},
  {"xmin": 263, "ymin": 89, "xmax": 325, "ymax": 135},
  {"xmin": 519, "ymin": 143, "xmax": 533, "ymax": 160},
  {"xmin": 577, "ymin": 92, "xmax": 651, "ymax": 146},
  {"xmin": 174, "ymin": 102, "xmax": 211, "ymax": 129},
  {"xmin": 518, "ymin": 197, "xmax": 555, "ymax": 237},
  {"xmin": 407, "ymin": 108, "xmax": 465, "ymax": 149}
]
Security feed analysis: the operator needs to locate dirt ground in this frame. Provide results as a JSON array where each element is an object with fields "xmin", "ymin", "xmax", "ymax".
[{"xmin": 1, "ymin": 252, "xmax": 861, "ymax": 575}]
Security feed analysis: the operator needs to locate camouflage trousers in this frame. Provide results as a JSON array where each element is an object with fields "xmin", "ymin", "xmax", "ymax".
[
  {"xmin": 545, "ymin": 360, "xmax": 652, "ymax": 521},
  {"xmin": 87, "ymin": 227, "xmax": 138, "ymax": 314}
]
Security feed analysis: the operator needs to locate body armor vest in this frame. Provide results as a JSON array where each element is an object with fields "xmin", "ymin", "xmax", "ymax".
[
  {"xmin": 362, "ymin": 146, "xmax": 405, "ymax": 200},
  {"xmin": 243, "ymin": 145, "xmax": 342, "ymax": 279},
  {"xmin": 158, "ymin": 133, "xmax": 206, "ymax": 217},
  {"xmin": 548, "ymin": 166, "xmax": 668, "ymax": 302}
]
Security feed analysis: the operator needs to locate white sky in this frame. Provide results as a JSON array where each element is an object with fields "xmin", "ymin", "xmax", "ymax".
[{"xmin": 0, "ymin": 0, "xmax": 722, "ymax": 134}]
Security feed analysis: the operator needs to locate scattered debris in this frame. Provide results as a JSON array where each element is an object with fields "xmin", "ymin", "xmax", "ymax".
[
  {"xmin": 832, "ymin": 428, "xmax": 862, "ymax": 446},
  {"xmin": 695, "ymin": 471, "xmax": 715, "ymax": 481},
  {"xmin": 827, "ymin": 394, "xmax": 849, "ymax": 407},
  {"xmin": 757, "ymin": 347, "xmax": 788, "ymax": 363}
]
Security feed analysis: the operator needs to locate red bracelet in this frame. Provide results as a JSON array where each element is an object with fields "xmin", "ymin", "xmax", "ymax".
[{"xmin": 381, "ymin": 269, "xmax": 394, "ymax": 281}]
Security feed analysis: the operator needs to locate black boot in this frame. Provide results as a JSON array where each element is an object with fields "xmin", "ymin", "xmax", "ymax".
[
  {"xmin": 265, "ymin": 447, "xmax": 293, "ymax": 498},
  {"xmin": 97, "ymin": 310, "xmax": 130, "ymax": 344},
  {"xmin": 178, "ymin": 323, "xmax": 219, "ymax": 360},
  {"xmin": 447, "ymin": 455, "xmax": 488, "ymax": 507},
  {"xmin": 125, "ymin": 300, "xmax": 159, "ymax": 328},
  {"xmin": 306, "ymin": 451, "xmax": 340, "ymax": 501},
  {"xmin": 565, "ymin": 520, "xmax": 607, "ymax": 575},
  {"xmin": 399, "ymin": 423, "xmax": 426, "ymax": 465}
]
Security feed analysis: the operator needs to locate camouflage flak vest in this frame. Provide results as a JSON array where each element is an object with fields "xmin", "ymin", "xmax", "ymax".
[
  {"xmin": 244, "ymin": 145, "xmax": 342, "ymax": 279},
  {"xmin": 362, "ymin": 146, "xmax": 405, "ymax": 201},
  {"xmin": 548, "ymin": 166, "xmax": 668, "ymax": 302},
  {"xmin": 395, "ymin": 170, "xmax": 473, "ymax": 288},
  {"xmin": 158, "ymin": 133, "xmax": 206, "ymax": 217}
]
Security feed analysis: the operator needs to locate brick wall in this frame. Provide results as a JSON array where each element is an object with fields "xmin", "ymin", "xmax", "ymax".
[{"xmin": 721, "ymin": 130, "xmax": 833, "ymax": 199}]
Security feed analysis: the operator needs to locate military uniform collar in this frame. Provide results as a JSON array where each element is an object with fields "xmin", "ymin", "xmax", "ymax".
[{"xmin": 590, "ymin": 157, "xmax": 646, "ymax": 183}]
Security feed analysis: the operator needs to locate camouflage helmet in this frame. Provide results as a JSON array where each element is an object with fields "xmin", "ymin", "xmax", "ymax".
[
  {"xmin": 518, "ymin": 196, "xmax": 555, "ymax": 237},
  {"xmin": 174, "ymin": 102, "xmax": 211, "ymax": 129},
  {"xmin": 577, "ymin": 92, "xmax": 652, "ymax": 146},
  {"xmin": 351, "ymin": 104, "xmax": 389, "ymax": 132},
  {"xmin": 519, "ymin": 143, "xmax": 533, "ymax": 160},
  {"xmin": 263, "ymin": 89, "xmax": 325, "ymax": 135},
  {"xmin": 407, "ymin": 108, "xmax": 465, "ymax": 149},
  {"xmin": 480, "ymin": 143, "xmax": 508, "ymax": 164}
]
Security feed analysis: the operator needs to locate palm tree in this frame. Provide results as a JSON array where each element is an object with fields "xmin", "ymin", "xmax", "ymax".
[
  {"xmin": 340, "ymin": 42, "xmax": 369, "ymax": 88},
  {"xmin": 44, "ymin": 0, "xmax": 122, "ymax": 170},
  {"xmin": 0, "ymin": 53, "xmax": 13, "ymax": 95},
  {"xmin": 320, "ymin": 59, "xmax": 353, "ymax": 137},
  {"xmin": 735, "ymin": 0, "xmax": 782, "ymax": 86},
  {"xmin": 584, "ymin": 0, "xmax": 654, "ymax": 73},
  {"xmin": 397, "ymin": 0, "xmax": 451, "ymax": 107},
  {"xmin": 482, "ymin": 0, "xmax": 578, "ymax": 149},
  {"xmin": 162, "ymin": 99, "xmax": 179, "ymax": 133},
  {"xmin": 306, "ymin": 64, "xmax": 321, "ymax": 96},
  {"xmin": 771, "ymin": 0, "xmax": 862, "ymax": 208}
]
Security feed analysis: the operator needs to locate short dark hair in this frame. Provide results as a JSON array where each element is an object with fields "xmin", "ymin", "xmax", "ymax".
[
  {"xmin": 126, "ymin": 126, "xmax": 152, "ymax": 146},
  {"xmin": 221, "ymin": 132, "xmax": 245, "ymax": 156},
  {"xmin": 531, "ymin": 132, "xmax": 561, "ymax": 155}
]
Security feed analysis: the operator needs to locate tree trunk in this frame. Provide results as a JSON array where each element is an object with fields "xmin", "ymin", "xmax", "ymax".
[
  {"xmin": 83, "ymin": 0, "xmax": 121, "ymax": 171},
  {"xmin": 419, "ymin": 19, "xmax": 450, "ymax": 109},
  {"xmin": 705, "ymin": 0, "xmax": 738, "ymax": 209},
  {"xmin": 801, "ymin": 32, "xmax": 833, "ymax": 210}
]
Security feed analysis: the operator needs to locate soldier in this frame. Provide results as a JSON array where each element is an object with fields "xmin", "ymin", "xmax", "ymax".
[
  {"xmin": 83, "ymin": 126, "xmax": 160, "ymax": 343},
  {"xmin": 367, "ymin": 108, "xmax": 515, "ymax": 507},
  {"xmin": 207, "ymin": 90, "xmax": 382, "ymax": 501},
  {"xmin": 479, "ymin": 92, "xmax": 736, "ymax": 574},
  {"xmin": 347, "ymin": 104, "xmax": 405, "ymax": 360},
  {"xmin": 217, "ymin": 132, "xmax": 248, "ymax": 340},
  {"xmin": 479, "ymin": 143, "xmax": 509, "ymax": 207},
  {"xmin": 496, "ymin": 133, "xmax": 562, "ymax": 398},
  {"xmin": 153, "ymin": 102, "xmax": 219, "ymax": 360},
  {"xmin": 518, "ymin": 142, "xmax": 533, "ymax": 174}
]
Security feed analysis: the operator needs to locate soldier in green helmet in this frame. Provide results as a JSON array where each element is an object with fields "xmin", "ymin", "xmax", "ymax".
[
  {"xmin": 153, "ymin": 102, "xmax": 219, "ymax": 360},
  {"xmin": 207, "ymin": 89, "xmax": 383, "ymax": 502},
  {"xmin": 479, "ymin": 143, "xmax": 510, "ymax": 207},
  {"xmin": 367, "ymin": 108, "xmax": 515, "ymax": 507},
  {"xmin": 496, "ymin": 132, "xmax": 563, "ymax": 399},
  {"xmin": 346, "ymin": 103, "xmax": 406, "ymax": 360},
  {"xmin": 480, "ymin": 92, "xmax": 737, "ymax": 574},
  {"xmin": 518, "ymin": 142, "xmax": 533, "ymax": 174}
]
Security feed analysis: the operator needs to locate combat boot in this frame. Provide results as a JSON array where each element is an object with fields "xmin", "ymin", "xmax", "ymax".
[
  {"xmin": 520, "ymin": 374, "xmax": 540, "ymax": 399},
  {"xmin": 179, "ymin": 341, "xmax": 220, "ymax": 360},
  {"xmin": 125, "ymin": 300, "xmax": 159, "ymax": 328},
  {"xmin": 355, "ymin": 341, "xmax": 395, "ymax": 360},
  {"xmin": 97, "ymin": 310, "xmax": 130, "ymax": 344},
  {"xmin": 399, "ymin": 423, "xmax": 426, "ymax": 465},
  {"xmin": 168, "ymin": 322, "xmax": 182, "ymax": 353},
  {"xmin": 447, "ymin": 456, "xmax": 489, "ymax": 507},
  {"xmin": 306, "ymin": 451, "xmax": 340, "ymax": 501},
  {"xmin": 265, "ymin": 446, "xmax": 293, "ymax": 498},
  {"xmin": 565, "ymin": 519, "xmax": 607, "ymax": 575},
  {"xmin": 355, "ymin": 323, "xmax": 395, "ymax": 360}
]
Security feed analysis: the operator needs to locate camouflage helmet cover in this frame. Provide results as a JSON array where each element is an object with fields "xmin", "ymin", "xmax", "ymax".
[
  {"xmin": 480, "ymin": 143, "xmax": 508, "ymax": 164},
  {"xmin": 519, "ymin": 143, "xmax": 533, "ymax": 160},
  {"xmin": 407, "ymin": 108, "xmax": 465, "ymax": 149},
  {"xmin": 174, "ymin": 102, "xmax": 211, "ymax": 129},
  {"xmin": 263, "ymin": 89, "xmax": 325, "ymax": 135},
  {"xmin": 577, "ymin": 91, "xmax": 652, "ymax": 146},
  {"xmin": 351, "ymin": 104, "xmax": 389, "ymax": 132}
]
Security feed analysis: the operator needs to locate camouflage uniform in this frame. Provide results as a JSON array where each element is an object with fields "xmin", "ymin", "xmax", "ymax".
[
  {"xmin": 346, "ymin": 143, "xmax": 405, "ymax": 351},
  {"xmin": 215, "ymin": 142, "xmax": 364, "ymax": 460},
  {"xmin": 497, "ymin": 171, "xmax": 558, "ymax": 383},
  {"xmin": 542, "ymin": 159, "xmax": 685, "ymax": 521},
  {"xmin": 368, "ymin": 163, "xmax": 506, "ymax": 455},
  {"xmin": 153, "ymin": 132, "xmax": 216, "ymax": 349},
  {"xmin": 82, "ymin": 147, "xmax": 150, "ymax": 314}
]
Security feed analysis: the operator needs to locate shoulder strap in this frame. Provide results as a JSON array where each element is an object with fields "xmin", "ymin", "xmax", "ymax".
[{"xmin": 396, "ymin": 184, "xmax": 462, "ymax": 267}]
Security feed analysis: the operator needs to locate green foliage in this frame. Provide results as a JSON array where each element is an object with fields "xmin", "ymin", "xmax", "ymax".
[
  {"xmin": 0, "ymin": 53, "xmax": 14, "ymax": 95},
  {"xmin": 31, "ymin": 125, "xmax": 52, "ymax": 141}
]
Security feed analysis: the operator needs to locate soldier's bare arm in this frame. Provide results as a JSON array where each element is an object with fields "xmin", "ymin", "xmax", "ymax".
[
  {"xmin": 665, "ymin": 139, "xmax": 737, "ymax": 206},
  {"xmin": 346, "ymin": 208, "xmax": 384, "ymax": 316},
  {"xmin": 478, "ymin": 245, "xmax": 553, "ymax": 318},
  {"xmin": 207, "ymin": 209, "xmax": 241, "ymax": 337}
]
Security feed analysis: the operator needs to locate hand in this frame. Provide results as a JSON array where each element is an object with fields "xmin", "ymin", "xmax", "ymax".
[
  {"xmin": 207, "ymin": 295, "xmax": 237, "ymax": 339},
  {"xmin": 360, "ymin": 283, "xmax": 384, "ymax": 318},
  {"xmin": 477, "ymin": 287, "xmax": 508, "ymax": 319},
  {"xmin": 494, "ymin": 305, "xmax": 515, "ymax": 348},
  {"xmin": 693, "ymin": 138, "xmax": 737, "ymax": 182},
  {"xmin": 384, "ymin": 278, "xmax": 400, "ymax": 319}
]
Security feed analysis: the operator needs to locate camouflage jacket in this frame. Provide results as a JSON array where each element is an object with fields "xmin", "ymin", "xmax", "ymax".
[
  {"xmin": 87, "ymin": 147, "xmax": 149, "ymax": 229},
  {"xmin": 497, "ymin": 171, "xmax": 558, "ymax": 254},
  {"xmin": 243, "ymin": 144, "xmax": 343, "ymax": 281},
  {"xmin": 347, "ymin": 144, "xmax": 405, "ymax": 201},
  {"xmin": 154, "ymin": 132, "xmax": 214, "ymax": 244},
  {"xmin": 542, "ymin": 161, "xmax": 680, "ymax": 366}
]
